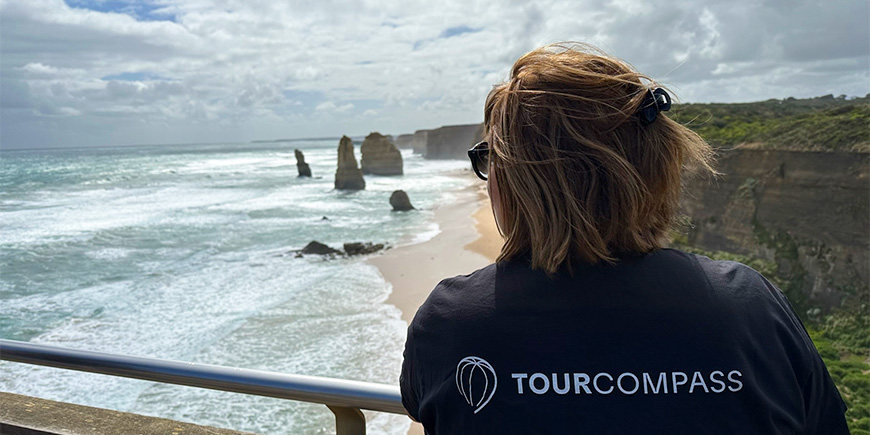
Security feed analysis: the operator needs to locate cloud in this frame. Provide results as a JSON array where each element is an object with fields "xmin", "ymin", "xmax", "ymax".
[
  {"xmin": 315, "ymin": 101, "xmax": 336, "ymax": 112},
  {"xmin": 315, "ymin": 101, "xmax": 354, "ymax": 113},
  {"xmin": 0, "ymin": 0, "xmax": 867, "ymax": 149},
  {"xmin": 439, "ymin": 26, "xmax": 482, "ymax": 39},
  {"xmin": 334, "ymin": 103, "xmax": 354, "ymax": 113}
]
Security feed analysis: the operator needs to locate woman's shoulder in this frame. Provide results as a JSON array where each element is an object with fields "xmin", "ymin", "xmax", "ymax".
[
  {"xmin": 661, "ymin": 248, "xmax": 807, "ymax": 330},
  {"xmin": 652, "ymin": 248, "xmax": 767, "ymax": 286},
  {"xmin": 415, "ymin": 263, "xmax": 500, "ymax": 319}
]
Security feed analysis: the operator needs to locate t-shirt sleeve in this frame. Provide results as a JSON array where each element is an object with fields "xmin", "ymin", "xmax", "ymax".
[
  {"xmin": 400, "ymin": 324, "xmax": 421, "ymax": 422},
  {"xmin": 760, "ymin": 277, "xmax": 849, "ymax": 434},
  {"xmin": 695, "ymin": 255, "xmax": 849, "ymax": 433}
]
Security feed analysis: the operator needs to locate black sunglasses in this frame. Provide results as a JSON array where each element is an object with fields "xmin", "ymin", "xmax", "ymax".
[{"xmin": 467, "ymin": 141, "xmax": 490, "ymax": 181}]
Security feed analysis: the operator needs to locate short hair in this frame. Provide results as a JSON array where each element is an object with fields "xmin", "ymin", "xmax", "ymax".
[{"xmin": 485, "ymin": 42, "xmax": 715, "ymax": 275}]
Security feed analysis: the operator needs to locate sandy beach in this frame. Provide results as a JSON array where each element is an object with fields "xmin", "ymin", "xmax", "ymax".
[
  {"xmin": 367, "ymin": 174, "xmax": 502, "ymax": 435},
  {"xmin": 368, "ymin": 179, "xmax": 501, "ymax": 324}
]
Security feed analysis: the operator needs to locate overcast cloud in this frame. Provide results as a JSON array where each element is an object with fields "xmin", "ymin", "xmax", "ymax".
[{"xmin": 1, "ymin": 0, "xmax": 867, "ymax": 149}]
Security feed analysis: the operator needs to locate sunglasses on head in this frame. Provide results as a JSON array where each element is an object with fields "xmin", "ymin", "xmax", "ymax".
[{"xmin": 467, "ymin": 141, "xmax": 490, "ymax": 181}]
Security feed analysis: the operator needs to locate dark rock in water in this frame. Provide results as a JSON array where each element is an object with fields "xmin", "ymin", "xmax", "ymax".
[
  {"xmin": 390, "ymin": 190, "xmax": 414, "ymax": 211},
  {"xmin": 321, "ymin": 216, "xmax": 329, "ymax": 220},
  {"xmin": 300, "ymin": 241, "xmax": 341, "ymax": 255},
  {"xmin": 361, "ymin": 132, "xmax": 403, "ymax": 175},
  {"xmin": 334, "ymin": 136, "xmax": 366, "ymax": 190},
  {"xmin": 343, "ymin": 242, "xmax": 385, "ymax": 256},
  {"xmin": 295, "ymin": 149, "xmax": 312, "ymax": 177}
]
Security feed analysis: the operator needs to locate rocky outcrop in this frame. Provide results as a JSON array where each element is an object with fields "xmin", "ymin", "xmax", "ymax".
[
  {"xmin": 334, "ymin": 135, "xmax": 366, "ymax": 190},
  {"xmin": 295, "ymin": 240, "xmax": 386, "ymax": 257},
  {"xmin": 360, "ymin": 132, "xmax": 403, "ymax": 175},
  {"xmin": 395, "ymin": 134, "xmax": 414, "ymax": 149},
  {"xmin": 424, "ymin": 123, "xmax": 485, "ymax": 159},
  {"xmin": 390, "ymin": 190, "xmax": 414, "ymax": 211},
  {"xmin": 412, "ymin": 130, "xmax": 429, "ymax": 155},
  {"xmin": 295, "ymin": 149, "xmax": 311, "ymax": 177},
  {"xmin": 679, "ymin": 149, "xmax": 869, "ymax": 313},
  {"xmin": 343, "ymin": 242, "xmax": 385, "ymax": 256},
  {"xmin": 300, "ymin": 241, "xmax": 342, "ymax": 255}
]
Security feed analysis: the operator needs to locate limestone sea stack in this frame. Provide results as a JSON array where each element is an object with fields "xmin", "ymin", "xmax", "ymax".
[
  {"xmin": 390, "ymin": 190, "xmax": 414, "ymax": 211},
  {"xmin": 360, "ymin": 132, "xmax": 403, "ymax": 175},
  {"xmin": 334, "ymin": 135, "xmax": 365, "ymax": 190},
  {"xmin": 295, "ymin": 149, "xmax": 312, "ymax": 177}
]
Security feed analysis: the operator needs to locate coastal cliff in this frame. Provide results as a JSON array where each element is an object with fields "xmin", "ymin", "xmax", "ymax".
[
  {"xmin": 423, "ymin": 124, "xmax": 484, "ymax": 159},
  {"xmin": 678, "ymin": 149, "xmax": 869, "ymax": 313},
  {"xmin": 411, "ymin": 130, "xmax": 428, "ymax": 155},
  {"xmin": 395, "ymin": 134, "xmax": 414, "ymax": 149}
]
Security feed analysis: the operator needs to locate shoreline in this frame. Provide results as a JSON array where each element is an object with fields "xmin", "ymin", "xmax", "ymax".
[
  {"xmin": 368, "ymin": 179, "xmax": 501, "ymax": 325},
  {"xmin": 368, "ymin": 173, "xmax": 502, "ymax": 435}
]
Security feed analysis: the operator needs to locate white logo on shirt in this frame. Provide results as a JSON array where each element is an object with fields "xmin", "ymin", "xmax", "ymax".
[{"xmin": 456, "ymin": 356, "xmax": 498, "ymax": 414}]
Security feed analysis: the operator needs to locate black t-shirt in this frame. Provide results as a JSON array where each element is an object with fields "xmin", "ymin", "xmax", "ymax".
[{"xmin": 400, "ymin": 249, "xmax": 848, "ymax": 434}]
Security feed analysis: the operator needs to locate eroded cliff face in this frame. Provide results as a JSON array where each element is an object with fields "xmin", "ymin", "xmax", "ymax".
[
  {"xmin": 411, "ymin": 130, "xmax": 429, "ymax": 155},
  {"xmin": 679, "ymin": 149, "xmax": 869, "ymax": 312},
  {"xmin": 423, "ymin": 124, "xmax": 484, "ymax": 159},
  {"xmin": 360, "ymin": 132, "xmax": 403, "ymax": 175},
  {"xmin": 395, "ymin": 134, "xmax": 414, "ymax": 149}
]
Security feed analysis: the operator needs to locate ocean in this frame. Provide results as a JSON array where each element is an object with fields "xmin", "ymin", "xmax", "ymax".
[{"xmin": 0, "ymin": 140, "xmax": 475, "ymax": 434}]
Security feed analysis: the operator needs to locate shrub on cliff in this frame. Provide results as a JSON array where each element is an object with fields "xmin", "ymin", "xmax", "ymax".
[{"xmin": 669, "ymin": 95, "xmax": 870, "ymax": 152}]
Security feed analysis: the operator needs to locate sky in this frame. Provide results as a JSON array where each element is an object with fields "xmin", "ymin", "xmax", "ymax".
[{"xmin": 1, "ymin": 0, "xmax": 868, "ymax": 150}]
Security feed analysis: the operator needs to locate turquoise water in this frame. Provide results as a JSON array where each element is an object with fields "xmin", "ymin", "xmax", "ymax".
[{"xmin": 0, "ymin": 140, "xmax": 474, "ymax": 434}]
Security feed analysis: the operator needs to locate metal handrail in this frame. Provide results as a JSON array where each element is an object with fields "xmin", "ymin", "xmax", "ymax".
[{"xmin": 0, "ymin": 339, "xmax": 407, "ymax": 435}]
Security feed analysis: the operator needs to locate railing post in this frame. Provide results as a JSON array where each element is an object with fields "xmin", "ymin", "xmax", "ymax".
[{"xmin": 327, "ymin": 406, "xmax": 366, "ymax": 435}]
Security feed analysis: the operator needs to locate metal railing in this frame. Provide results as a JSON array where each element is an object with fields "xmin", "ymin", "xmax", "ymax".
[{"xmin": 0, "ymin": 339, "xmax": 407, "ymax": 435}]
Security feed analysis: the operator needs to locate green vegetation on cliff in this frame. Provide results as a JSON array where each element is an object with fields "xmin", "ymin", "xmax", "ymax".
[{"xmin": 669, "ymin": 94, "xmax": 870, "ymax": 152}]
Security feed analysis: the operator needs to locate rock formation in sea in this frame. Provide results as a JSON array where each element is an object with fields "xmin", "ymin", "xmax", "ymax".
[
  {"xmin": 389, "ymin": 190, "xmax": 414, "ymax": 211},
  {"xmin": 334, "ymin": 135, "xmax": 366, "ymax": 190},
  {"xmin": 294, "ymin": 240, "xmax": 386, "ymax": 257},
  {"xmin": 360, "ymin": 132, "xmax": 403, "ymax": 175},
  {"xmin": 295, "ymin": 149, "xmax": 312, "ymax": 177},
  {"xmin": 343, "ymin": 242, "xmax": 385, "ymax": 256},
  {"xmin": 395, "ymin": 134, "xmax": 414, "ymax": 149},
  {"xmin": 299, "ymin": 241, "xmax": 342, "ymax": 255}
]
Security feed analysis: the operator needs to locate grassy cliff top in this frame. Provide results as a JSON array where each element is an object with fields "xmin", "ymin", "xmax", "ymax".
[{"xmin": 668, "ymin": 94, "xmax": 870, "ymax": 152}]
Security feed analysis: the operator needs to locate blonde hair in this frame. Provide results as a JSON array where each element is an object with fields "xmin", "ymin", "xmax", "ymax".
[{"xmin": 485, "ymin": 42, "xmax": 715, "ymax": 275}]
